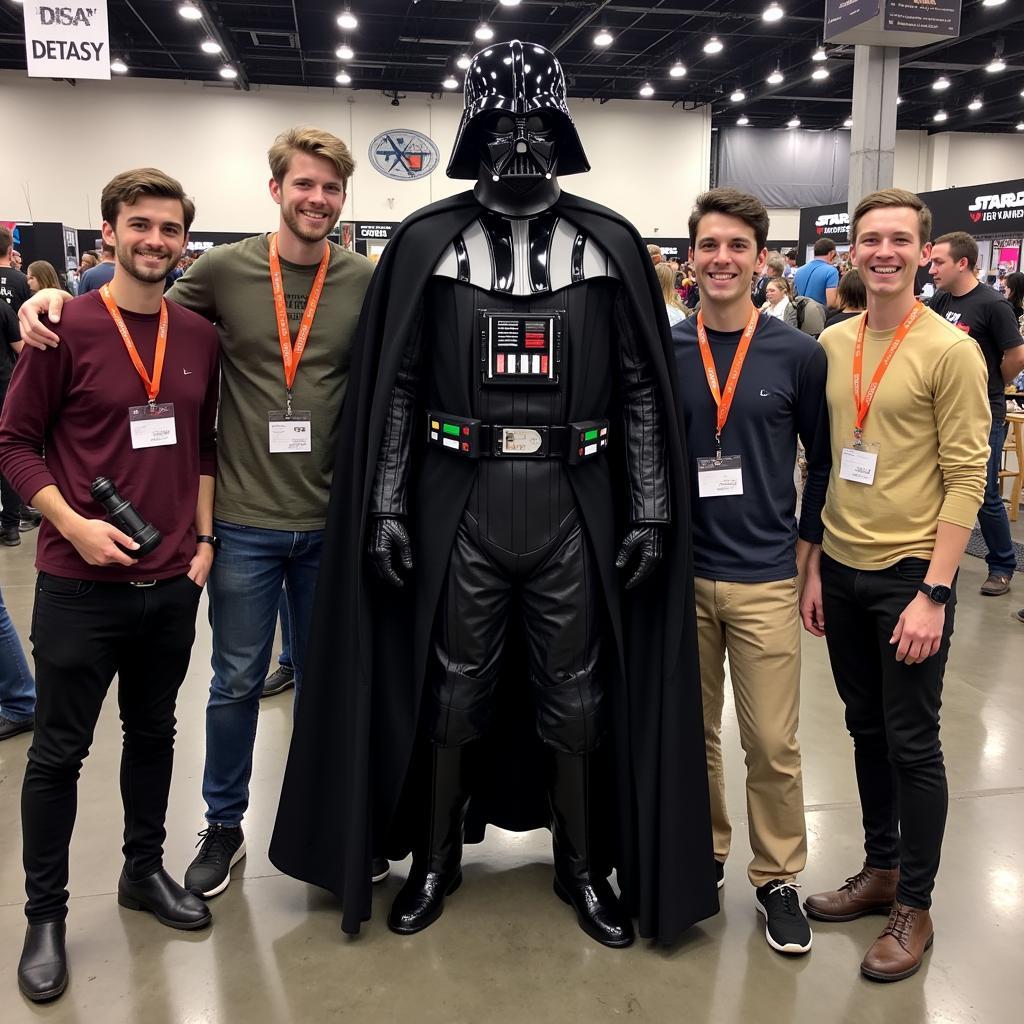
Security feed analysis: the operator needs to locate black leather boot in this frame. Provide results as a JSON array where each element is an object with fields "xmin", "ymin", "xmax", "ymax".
[
  {"xmin": 388, "ymin": 744, "xmax": 469, "ymax": 935},
  {"xmin": 18, "ymin": 920, "xmax": 68, "ymax": 1002},
  {"xmin": 549, "ymin": 750, "xmax": 635, "ymax": 948},
  {"xmin": 118, "ymin": 868, "xmax": 212, "ymax": 930}
]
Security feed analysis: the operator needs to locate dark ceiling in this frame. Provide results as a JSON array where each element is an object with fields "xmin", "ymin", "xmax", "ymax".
[{"xmin": 1, "ymin": 0, "xmax": 1022, "ymax": 133}]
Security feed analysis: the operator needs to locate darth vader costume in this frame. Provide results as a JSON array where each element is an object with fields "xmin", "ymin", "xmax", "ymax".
[{"xmin": 269, "ymin": 40, "xmax": 718, "ymax": 946}]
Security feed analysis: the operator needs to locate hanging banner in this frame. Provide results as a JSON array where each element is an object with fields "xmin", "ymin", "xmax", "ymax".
[
  {"xmin": 23, "ymin": 2, "xmax": 110, "ymax": 80},
  {"xmin": 825, "ymin": 0, "xmax": 960, "ymax": 46}
]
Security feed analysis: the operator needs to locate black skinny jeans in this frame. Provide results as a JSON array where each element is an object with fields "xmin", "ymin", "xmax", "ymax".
[
  {"xmin": 22, "ymin": 572, "xmax": 202, "ymax": 924},
  {"xmin": 820, "ymin": 553, "xmax": 955, "ymax": 909}
]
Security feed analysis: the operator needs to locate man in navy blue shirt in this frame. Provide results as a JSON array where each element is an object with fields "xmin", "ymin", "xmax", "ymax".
[
  {"xmin": 77, "ymin": 244, "xmax": 117, "ymax": 294},
  {"xmin": 672, "ymin": 187, "xmax": 829, "ymax": 958},
  {"xmin": 794, "ymin": 238, "xmax": 839, "ymax": 308}
]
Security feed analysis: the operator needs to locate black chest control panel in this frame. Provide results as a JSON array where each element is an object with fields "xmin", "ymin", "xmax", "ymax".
[{"xmin": 479, "ymin": 309, "xmax": 563, "ymax": 386}]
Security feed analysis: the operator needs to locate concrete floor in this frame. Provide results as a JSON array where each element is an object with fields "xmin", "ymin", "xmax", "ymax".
[{"xmin": 1, "ymin": 528, "xmax": 1023, "ymax": 1023}]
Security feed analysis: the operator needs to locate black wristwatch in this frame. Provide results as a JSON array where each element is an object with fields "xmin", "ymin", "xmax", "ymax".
[
  {"xmin": 918, "ymin": 582, "xmax": 952, "ymax": 605},
  {"xmin": 196, "ymin": 534, "xmax": 220, "ymax": 551}
]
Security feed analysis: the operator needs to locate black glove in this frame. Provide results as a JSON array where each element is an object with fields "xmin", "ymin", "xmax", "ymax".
[
  {"xmin": 614, "ymin": 525, "xmax": 663, "ymax": 590},
  {"xmin": 367, "ymin": 515, "xmax": 414, "ymax": 587}
]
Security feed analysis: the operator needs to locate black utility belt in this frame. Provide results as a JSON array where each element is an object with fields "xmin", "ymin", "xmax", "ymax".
[{"xmin": 426, "ymin": 411, "xmax": 609, "ymax": 463}]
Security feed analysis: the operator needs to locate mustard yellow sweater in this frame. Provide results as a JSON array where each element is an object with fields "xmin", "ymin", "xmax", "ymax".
[{"xmin": 819, "ymin": 308, "xmax": 990, "ymax": 570}]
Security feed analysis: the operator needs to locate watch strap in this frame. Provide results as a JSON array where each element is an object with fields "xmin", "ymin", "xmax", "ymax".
[{"xmin": 196, "ymin": 534, "xmax": 220, "ymax": 549}]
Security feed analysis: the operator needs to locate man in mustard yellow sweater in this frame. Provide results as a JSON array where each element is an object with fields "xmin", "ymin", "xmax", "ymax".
[{"xmin": 799, "ymin": 189, "xmax": 989, "ymax": 982}]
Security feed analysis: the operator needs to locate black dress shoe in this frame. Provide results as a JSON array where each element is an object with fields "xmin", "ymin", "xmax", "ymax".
[
  {"xmin": 18, "ymin": 921, "xmax": 68, "ymax": 1003},
  {"xmin": 0, "ymin": 715, "xmax": 34, "ymax": 741},
  {"xmin": 118, "ymin": 868, "xmax": 212, "ymax": 930},
  {"xmin": 388, "ymin": 868, "xmax": 463, "ymax": 935},
  {"xmin": 1, "ymin": 526, "xmax": 21, "ymax": 546},
  {"xmin": 553, "ymin": 874, "xmax": 635, "ymax": 949},
  {"xmin": 261, "ymin": 663, "xmax": 295, "ymax": 698}
]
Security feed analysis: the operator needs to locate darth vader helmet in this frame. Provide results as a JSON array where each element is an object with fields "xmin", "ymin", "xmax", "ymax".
[{"xmin": 447, "ymin": 40, "xmax": 590, "ymax": 181}]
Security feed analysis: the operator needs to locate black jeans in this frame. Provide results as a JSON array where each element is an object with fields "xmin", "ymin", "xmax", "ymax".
[
  {"xmin": 22, "ymin": 572, "xmax": 202, "ymax": 924},
  {"xmin": 0, "ymin": 384, "xmax": 21, "ymax": 529},
  {"xmin": 820, "ymin": 553, "xmax": 956, "ymax": 909}
]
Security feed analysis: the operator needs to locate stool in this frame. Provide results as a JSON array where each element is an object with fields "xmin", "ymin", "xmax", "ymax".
[{"xmin": 1000, "ymin": 417, "xmax": 1024, "ymax": 522}]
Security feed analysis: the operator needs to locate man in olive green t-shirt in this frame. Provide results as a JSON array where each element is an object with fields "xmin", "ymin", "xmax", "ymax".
[
  {"xmin": 800, "ymin": 189, "xmax": 989, "ymax": 984},
  {"xmin": 17, "ymin": 130, "xmax": 376, "ymax": 900}
]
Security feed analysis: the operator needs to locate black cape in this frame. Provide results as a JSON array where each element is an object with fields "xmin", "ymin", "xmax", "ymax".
[{"xmin": 269, "ymin": 190, "xmax": 719, "ymax": 943}]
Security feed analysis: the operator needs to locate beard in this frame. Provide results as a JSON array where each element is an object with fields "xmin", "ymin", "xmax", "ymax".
[
  {"xmin": 280, "ymin": 203, "xmax": 336, "ymax": 244},
  {"xmin": 116, "ymin": 240, "xmax": 178, "ymax": 284}
]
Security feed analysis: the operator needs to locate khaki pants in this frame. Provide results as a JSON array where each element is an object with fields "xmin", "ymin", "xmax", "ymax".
[{"xmin": 696, "ymin": 576, "xmax": 807, "ymax": 887}]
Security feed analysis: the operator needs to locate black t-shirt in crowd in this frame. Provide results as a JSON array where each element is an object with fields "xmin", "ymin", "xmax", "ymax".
[
  {"xmin": 671, "ymin": 311, "xmax": 830, "ymax": 583},
  {"xmin": 0, "ymin": 266, "xmax": 31, "ymax": 312},
  {"xmin": 929, "ymin": 283, "xmax": 1023, "ymax": 420},
  {"xmin": 0, "ymin": 299, "xmax": 20, "ymax": 391}
]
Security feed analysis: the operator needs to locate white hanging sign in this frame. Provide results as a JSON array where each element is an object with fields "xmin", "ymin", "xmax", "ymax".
[{"xmin": 23, "ymin": 3, "xmax": 111, "ymax": 80}]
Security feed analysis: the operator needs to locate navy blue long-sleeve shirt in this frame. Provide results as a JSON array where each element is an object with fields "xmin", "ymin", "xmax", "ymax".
[{"xmin": 671, "ymin": 312, "xmax": 829, "ymax": 583}]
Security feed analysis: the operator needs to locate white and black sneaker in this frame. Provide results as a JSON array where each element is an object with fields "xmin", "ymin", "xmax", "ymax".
[
  {"xmin": 755, "ymin": 880, "xmax": 812, "ymax": 954},
  {"xmin": 372, "ymin": 857, "xmax": 391, "ymax": 884},
  {"xmin": 185, "ymin": 824, "xmax": 246, "ymax": 899},
  {"xmin": 715, "ymin": 860, "xmax": 725, "ymax": 889}
]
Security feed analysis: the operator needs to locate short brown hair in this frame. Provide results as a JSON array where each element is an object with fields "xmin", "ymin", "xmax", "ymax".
[
  {"xmin": 101, "ymin": 168, "xmax": 196, "ymax": 233},
  {"xmin": 850, "ymin": 188, "xmax": 932, "ymax": 246},
  {"xmin": 836, "ymin": 267, "xmax": 866, "ymax": 311},
  {"xmin": 0, "ymin": 226, "xmax": 12, "ymax": 258},
  {"xmin": 812, "ymin": 237, "xmax": 836, "ymax": 257},
  {"xmin": 933, "ymin": 230, "xmax": 978, "ymax": 270},
  {"xmin": 268, "ymin": 127, "xmax": 355, "ymax": 186},
  {"xmin": 689, "ymin": 188, "xmax": 769, "ymax": 252}
]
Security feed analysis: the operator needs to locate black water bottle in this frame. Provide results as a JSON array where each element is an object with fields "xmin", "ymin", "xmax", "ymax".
[{"xmin": 89, "ymin": 477, "xmax": 162, "ymax": 558}]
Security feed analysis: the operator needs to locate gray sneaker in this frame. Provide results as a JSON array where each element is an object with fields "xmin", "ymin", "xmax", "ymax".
[{"xmin": 261, "ymin": 663, "xmax": 295, "ymax": 698}]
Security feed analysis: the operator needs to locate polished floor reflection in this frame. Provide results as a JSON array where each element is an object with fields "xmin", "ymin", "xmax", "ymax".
[{"xmin": 1, "ymin": 527, "xmax": 1022, "ymax": 1022}]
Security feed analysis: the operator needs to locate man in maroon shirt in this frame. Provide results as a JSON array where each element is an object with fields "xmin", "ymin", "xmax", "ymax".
[{"xmin": 0, "ymin": 168, "xmax": 220, "ymax": 1003}]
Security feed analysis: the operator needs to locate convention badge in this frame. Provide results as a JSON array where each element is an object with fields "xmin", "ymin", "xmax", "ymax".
[
  {"xmin": 839, "ymin": 441, "xmax": 880, "ymax": 486},
  {"xmin": 129, "ymin": 403, "xmax": 177, "ymax": 449},
  {"xmin": 696, "ymin": 455, "xmax": 744, "ymax": 498},
  {"xmin": 268, "ymin": 410, "xmax": 312, "ymax": 453}
]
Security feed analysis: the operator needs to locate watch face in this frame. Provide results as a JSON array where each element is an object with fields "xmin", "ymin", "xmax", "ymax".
[{"xmin": 930, "ymin": 585, "xmax": 952, "ymax": 604}]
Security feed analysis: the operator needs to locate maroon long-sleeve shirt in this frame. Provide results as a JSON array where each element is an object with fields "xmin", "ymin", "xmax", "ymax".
[{"xmin": 0, "ymin": 289, "xmax": 219, "ymax": 581}]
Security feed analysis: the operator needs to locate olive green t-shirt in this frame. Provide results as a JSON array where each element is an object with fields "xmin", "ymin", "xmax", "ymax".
[{"xmin": 168, "ymin": 233, "xmax": 373, "ymax": 530}]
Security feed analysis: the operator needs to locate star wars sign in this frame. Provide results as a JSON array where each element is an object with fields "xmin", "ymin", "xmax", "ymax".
[
  {"xmin": 369, "ymin": 130, "xmax": 441, "ymax": 181},
  {"xmin": 23, "ymin": 2, "xmax": 110, "ymax": 80}
]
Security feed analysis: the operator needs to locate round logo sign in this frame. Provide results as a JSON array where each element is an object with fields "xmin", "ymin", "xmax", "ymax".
[{"xmin": 368, "ymin": 129, "xmax": 441, "ymax": 181}]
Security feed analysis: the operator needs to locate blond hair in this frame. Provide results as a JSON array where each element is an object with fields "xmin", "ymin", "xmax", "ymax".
[
  {"xmin": 656, "ymin": 262, "xmax": 685, "ymax": 312},
  {"xmin": 268, "ymin": 127, "xmax": 355, "ymax": 186},
  {"xmin": 100, "ymin": 168, "xmax": 196, "ymax": 232},
  {"xmin": 850, "ymin": 188, "xmax": 932, "ymax": 247}
]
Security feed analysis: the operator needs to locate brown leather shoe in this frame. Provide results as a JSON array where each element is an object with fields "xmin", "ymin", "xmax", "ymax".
[
  {"xmin": 980, "ymin": 574, "xmax": 1011, "ymax": 597},
  {"xmin": 804, "ymin": 863, "xmax": 898, "ymax": 922},
  {"xmin": 860, "ymin": 902, "xmax": 934, "ymax": 982}
]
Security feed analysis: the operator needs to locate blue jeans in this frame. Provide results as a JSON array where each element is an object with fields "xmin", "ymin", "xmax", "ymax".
[
  {"xmin": 979, "ymin": 419, "xmax": 1016, "ymax": 579},
  {"xmin": 277, "ymin": 590, "xmax": 293, "ymax": 669},
  {"xmin": 0, "ymin": 583, "xmax": 35, "ymax": 722},
  {"xmin": 203, "ymin": 520, "xmax": 323, "ymax": 825}
]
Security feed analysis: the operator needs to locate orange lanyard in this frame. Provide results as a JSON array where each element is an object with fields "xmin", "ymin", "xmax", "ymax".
[
  {"xmin": 696, "ymin": 306, "xmax": 760, "ymax": 455},
  {"xmin": 100, "ymin": 283, "xmax": 168, "ymax": 406},
  {"xmin": 852, "ymin": 301, "xmax": 924, "ymax": 441},
  {"xmin": 269, "ymin": 232, "xmax": 330, "ymax": 412}
]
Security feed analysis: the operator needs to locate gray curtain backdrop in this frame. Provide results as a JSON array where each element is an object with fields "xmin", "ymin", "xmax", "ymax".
[{"xmin": 717, "ymin": 128, "xmax": 850, "ymax": 208}]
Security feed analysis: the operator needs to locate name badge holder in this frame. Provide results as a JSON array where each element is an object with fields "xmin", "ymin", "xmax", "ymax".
[
  {"xmin": 267, "ymin": 233, "xmax": 329, "ymax": 454},
  {"xmin": 130, "ymin": 402, "xmax": 177, "ymax": 449}
]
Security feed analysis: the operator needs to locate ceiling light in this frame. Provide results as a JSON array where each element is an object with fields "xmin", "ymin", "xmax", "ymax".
[
  {"xmin": 767, "ymin": 67, "xmax": 784, "ymax": 85},
  {"xmin": 219, "ymin": 65, "xmax": 238, "ymax": 80},
  {"xmin": 984, "ymin": 0, "xmax": 1007, "ymax": 6},
  {"xmin": 703, "ymin": 37, "xmax": 724, "ymax": 55},
  {"xmin": 897, "ymin": 95, "xmax": 903, "ymax": 104},
  {"xmin": 669, "ymin": 61, "xmax": 686, "ymax": 78},
  {"xmin": 178, "ymin": 2, "xmax": 202, "ymax": 20},
  {"xmin": 639, "ymin": 82, "xmax": 655, "ymax": 98},
  {"xmin": 968, "ymin": 96, "xmax": 983, "ymax": 111},
  {"xmin": 200, "ymin": 39, "xmax": 221, "ymax": 55},
  {"xmin": 787, "ymin": 116, "xmax": 800, "ymax": 128},
  {"xmin": 336, "ymin": 44, "xmax": 354, "ymax": 60},
  {"xmin": 812, "ymin": 67, "xmax": 829, "ymax": 80},
  {"xmin": 335, "ymin": 71, "xmax": 352, "ymax": 85},
  {"xmin": 110, "ymin": 58, "xmax": 128, "ymax": 74},
  {"xmin": 475, "ymin": 22, "xmax": 494, "ymax": 41},
  {"xmin": 456, "ymin": 54, "xmax": 471, "ymax": 70},
  {"xmin": 736, "ymin": 115, "xmax": 749, "ymax": 126},
  {"xmin": 812, "ymin": 46, "xmax": 827, "ymax": 62},
  {"xmin": 763, "ymin": 3, "xmax": 784, "ymax": 22},
  {"xmin": 934, "ymin": 110, "xmax": 947, "ymax": 122},
  {"xmin": 843, "ymin": 117, "xmax": 853, "ymax": 128},
  {"xmin": 932, "ymin": 76, "xmax": 950, "ymax": 90},
  {"xmin": 499, "ymin": 0, "xmax": 522, "ymax": 5},
  {"xmin": 730, "ymin": 88, "xmax": 746, "ymax": 102},
  {"xmin": 986, "ymin": 56, "xmax": 1006, "ymax": 73},
  {"xmin": 1017, "ymin": 122, "xmax": 1024, "ymax": 131},
  {"xmin": 442, "ymin": 76, "xmax": 459, "ymax": 90},
  {"xmin": 594, "ymin": 29, "xmax": 613, "ymax": 47},
  {"xmin": 336, "ymin": 9, "xmax": 358, "ymax": 30}
]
